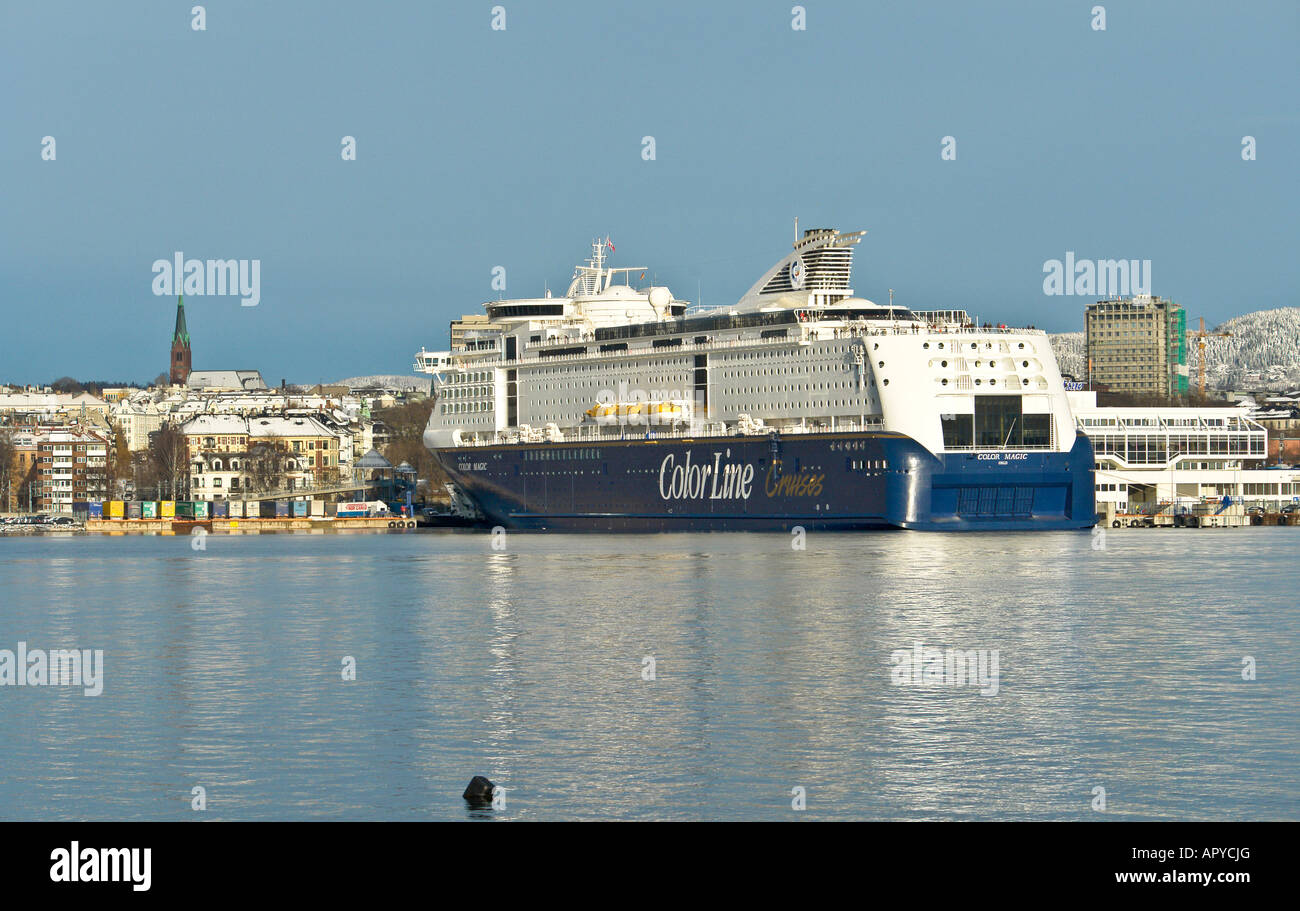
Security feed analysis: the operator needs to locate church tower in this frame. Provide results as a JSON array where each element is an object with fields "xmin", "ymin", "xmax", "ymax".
[{"xmin": 169, "ymin": 295, "xmax": 192, "ymax": 385}]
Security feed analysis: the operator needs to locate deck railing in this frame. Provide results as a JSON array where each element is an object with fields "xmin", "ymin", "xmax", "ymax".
[{"xmin": 454, "ymin": 418, "xmax": 889, "ymax": 446}]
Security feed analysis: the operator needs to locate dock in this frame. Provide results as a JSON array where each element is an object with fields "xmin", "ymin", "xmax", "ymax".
[
  {"xmin": 86, "ymin": 516, "xmax": 423, "ymax": 535},
  {"xmin": 1104, "ymin": 502, "xmax": 1300, "ymax": 529}
]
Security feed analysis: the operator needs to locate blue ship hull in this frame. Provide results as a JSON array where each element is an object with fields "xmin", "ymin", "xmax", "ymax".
[{"xmin": 434, "ymin": 431, "xmax": 1096, "ymax": 532}]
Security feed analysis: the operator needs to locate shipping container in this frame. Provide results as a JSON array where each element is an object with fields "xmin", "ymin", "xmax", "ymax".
[
  {"xmin": 228, "ymin": 501, "xmax": 244, "ymax": 519},
  {"xmin": 141, "ymin": 501, "xmax": 157, "ymax": 519},
  {"xmin": 160, "ymin": 500, "xmax": 176, "ymax": 518},
  {"xmin": 127, "ymin": 501, "xmax": 143, "ymax": 519},
  {"xmin": 88, "ymin": 502, "xmax": 103, "ymax": 519},
  {"xmin": 212, "ymin": 501, "xmax": 229, "ymax": 519},
  {"xmin": 258, "ymin": 500, "xmax": 276, "ymax": 519},
  {"xmin": 108, "ymin": 500, "xmax": 125, "ymax": 518},
  {"xmin": 275, "ymin": 500, "xmax": 290, "ymax": 518},
  {"xmin": 310, "ymin": 500, "xmax": 325, "ymax": 518},
  {"xmin": 176, "ymin": 501, "xmax": 210, "ymax": 519},
  {"xmin": 292, "ymin": 500, "xmax": 309, "ymax": 517},
  {"xmin": 337, "ymin": 500, "xmax": 368, "ymax": 517}
]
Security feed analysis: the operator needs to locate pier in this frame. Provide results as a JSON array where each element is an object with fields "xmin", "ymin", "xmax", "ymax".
[
  {"xmin": 86, "ymin": 515, "xmax": 422, "ymax": 534},
  {"xmin": 1103, "ymin": 501, "xmax": 1300, "ymax": 529}
]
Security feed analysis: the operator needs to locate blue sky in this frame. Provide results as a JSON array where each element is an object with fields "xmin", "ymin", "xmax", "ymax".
[{"xmin": 2, "ymin": 0, "xmax": 1296, "ymax": 385}]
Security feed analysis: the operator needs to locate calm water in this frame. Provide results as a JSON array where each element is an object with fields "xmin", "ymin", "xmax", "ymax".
[{"xmin": 0, "ymin": 528, "xmax": 1296, "ymax": 821}]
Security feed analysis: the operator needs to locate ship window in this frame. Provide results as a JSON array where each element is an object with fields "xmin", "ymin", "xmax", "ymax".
[
  {"xmin": 942, "ymin": 413, "xmax": 973, "ymax": 448},
  {"xmin": 974, "ymin": 395, "xmax": 1023, "ymax": 448},
  {"xmin": 1022, "ymin": 413, "xmax": 1051, "ymax": 448}
]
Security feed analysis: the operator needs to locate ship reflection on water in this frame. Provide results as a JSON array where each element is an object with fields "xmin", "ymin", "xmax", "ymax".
[{"xmin": 0, "ymin": 531, "xmax": 1294, "ymax": 820}]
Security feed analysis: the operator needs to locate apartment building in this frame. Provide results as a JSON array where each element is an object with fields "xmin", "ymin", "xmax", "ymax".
[
  {"xmin": 1084, "ymin": 295, "xmax": 1189, "ymax": 397},
  {"xmin": 183, "ymin": 414, "xmax": 341, "ymax": 499},
  {"xmin": 35, "ymin": 428, "xmax": 111, "ymax": 513},
  {"xmin": 111, "ymin": 399, "xmax": 165, "ymax": 451}
]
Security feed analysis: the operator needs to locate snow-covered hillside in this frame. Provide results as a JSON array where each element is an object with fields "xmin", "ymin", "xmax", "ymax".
[
  {"xmin": 1048, "ymin": 307, "xmax": 1300, "ymax": 391},
  {"xmin": 330, "ymin": 375, "xmax": 430, "ymax": 391}
]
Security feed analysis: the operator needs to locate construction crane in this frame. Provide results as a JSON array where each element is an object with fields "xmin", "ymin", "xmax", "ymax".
[{"xmin": 1191, "ymin": 317, "xmax": 1231, "ymax": 397}]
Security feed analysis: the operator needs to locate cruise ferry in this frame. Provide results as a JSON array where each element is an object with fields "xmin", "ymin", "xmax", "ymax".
[{"xmin": 419, "ymin": 229, "xmax": 1095, "ymax": 531}]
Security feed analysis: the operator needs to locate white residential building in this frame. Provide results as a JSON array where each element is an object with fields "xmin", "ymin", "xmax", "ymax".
[{"xmin": 110, "ymin": 399, "xmax": 165, "ymax": 451}]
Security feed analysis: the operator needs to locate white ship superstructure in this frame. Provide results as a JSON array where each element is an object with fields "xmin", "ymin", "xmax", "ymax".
[{"xmin": 422, "ymin": 230, "xmax": 1078, "ymax": 459}]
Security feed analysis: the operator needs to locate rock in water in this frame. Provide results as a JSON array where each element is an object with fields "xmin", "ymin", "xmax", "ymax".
[{"xmin": 463, "ymin": 776, "xmax": 495, "ymax": 803}]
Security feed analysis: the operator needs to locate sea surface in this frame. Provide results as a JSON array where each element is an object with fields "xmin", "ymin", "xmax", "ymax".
[{"xmin": 0, "ymin": 528, "xmax": 1296, "ymax": 821}]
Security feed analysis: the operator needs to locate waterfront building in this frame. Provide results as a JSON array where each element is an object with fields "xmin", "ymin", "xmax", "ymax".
[
  {"xmin": 1084, "ymin": 295, "xmax": 1188, "ymax": 396},
  {"xmin": 35, "ymin": 428, "xmax": 111, "ymax": 513},
  {"xmin": 1068, "ymin": 391, "xmax": 1300, "ymax": 512},
  {"xmin": 182, "ymin": 413, "xmax": 342, "ymax": 499}
]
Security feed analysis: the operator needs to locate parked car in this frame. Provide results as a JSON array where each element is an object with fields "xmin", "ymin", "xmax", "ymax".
[{"xmin": 46, "ymin": 516, "xmax": 79, "ymax": 527}]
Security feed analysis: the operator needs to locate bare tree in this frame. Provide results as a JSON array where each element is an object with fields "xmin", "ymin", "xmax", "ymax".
[
  {"xmin": 131, "ymin": 451, "xmax": 158, "ymax": 500},
  {"xmin": 148, "ymin": 424, "xmax": 189, "ymax": 500},
  {"xmin": 245, "ymin": 441, "xmax": 287, "ymax": 493},
  {"xmin": 0, "ymin": 429, "xmax": 17, "ymax": 512},
  {"xmin": 375, "ymin": 398, "xmax": 447, "ymax": 495}
]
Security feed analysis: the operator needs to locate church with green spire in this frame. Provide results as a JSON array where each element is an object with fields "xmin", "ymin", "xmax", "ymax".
[{"xmin": 169, "ymin": 295, "xmax": 192, "ymax": 385}]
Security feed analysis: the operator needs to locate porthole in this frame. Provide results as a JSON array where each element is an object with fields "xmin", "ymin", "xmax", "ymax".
[
  {"xmin": 1022, "ymin": 379, "xmax": 1029, "ymax": 386},
  {"xmin": 989, "ymin": 379, "xmax": 996, "ymax": 386},
  {"xmin": 941, "ymin": 378, "xmax": 948, "ymax": 386},
  {"xmin": 878, "ymin": 361, "xmax": 884, "ymax": 368},
  {"xmin": 883, "ymin": 379, "xmax": 889, "ymax": 386},
  {"xmin": 975, "ymin": 379, "xmax": 981, "ymax": 386},
  {"xmin": 941, "ymin": 360, "xmax": 948, "ymax": 368},
  {"xmin": 970, "ymin": 343, "xmax": 976, "ymax": 350},
  {"xmin": 938, "ymin": 342, "xmax": 944, "ymax": 349},
  {"xmin": 975, "ymin": 360, "xmax": 981, "ymax": 367},
  {"xmin": 1022, "ymin": 360, "xmax": 1029, "ymax": 367},
  {"xmin": 923, "ymin": 342, "xmax": 929, "ymax": 349}
]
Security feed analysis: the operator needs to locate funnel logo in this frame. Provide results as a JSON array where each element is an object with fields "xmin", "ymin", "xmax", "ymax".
[{"xmin": 788, "ymin": 255, "xmax": 806, "ymax": 290}]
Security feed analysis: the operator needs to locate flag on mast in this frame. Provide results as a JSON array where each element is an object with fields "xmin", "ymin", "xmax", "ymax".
[{"xmin": 605, "ymin": 236, "xmax": 615, "ymax": 253}]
